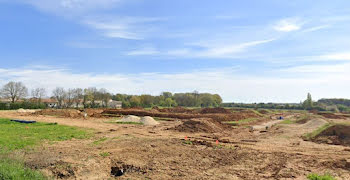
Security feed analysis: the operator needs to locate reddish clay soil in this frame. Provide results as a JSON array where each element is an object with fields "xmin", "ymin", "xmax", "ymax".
[{"xmin": 1, "ymin": 110, "xmax": 350, "ymax": 180}]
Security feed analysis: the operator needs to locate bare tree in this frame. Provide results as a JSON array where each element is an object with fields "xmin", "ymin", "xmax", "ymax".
[
  {"xmin": 52, "ymin": 87, "xmax": 66, "ymax": 108},
  {"xmin": 84, "ymin": 87, "xmax": 98, "ymax": 108},
  {"xmin": 1, "ymin": 81, "xmax": 28, "ymax": 103},
  {"xmin": 31, "ymin": 88, "xmax": 46, "ymax": 103},
  {"xmin": 99, "ymin": 88, "xmax": 111, "ymax": 107},
  {"xmin": 65, "ymin": 89, "xmax": 75, "ymax": 108},
  {"xmin": 72, "ymin": 88, "xmax": 83, "ymax": 108}
]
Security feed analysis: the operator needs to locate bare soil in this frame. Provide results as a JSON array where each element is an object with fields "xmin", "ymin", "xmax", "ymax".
[{"xmin": 1, "ymin": 109, "xmax": 350, "ymax": 180}]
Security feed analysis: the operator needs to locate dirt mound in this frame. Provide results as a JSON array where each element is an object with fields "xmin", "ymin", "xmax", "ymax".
[
  {"xmin": 34, "ymin": 109, "xmax": 82, "ymax": 118},
  {"xmin": 85, "ymin": 109, "xmax": 104, "ymax": 117},
  {"xmin": 159, "ymin": 107, "xmax": 193, "ymax": 113},
  {"xmin": 318, "ymin": 112, "xmax": 350, "ymax": 119},
  {"xmin": 198, "ymin": 107, "xmax": 231, "ymax": 114},
  {"xmin": 258, "ymin": 109, "xmax": 270, "ymax": 114},
  {"xmin": 313, "ymin": 125, "xmax": 350, "ymax": 146},
  {"xmin": 172, "ymin": 118, "xmax": 231, "ymax": 133},
  {"xmin": 140, "ymin": 116, "xmax": 159, "ymax": 126},
  {"xmin": 117, "ymin": 115, "xmax": 141, "ymax": 123}
]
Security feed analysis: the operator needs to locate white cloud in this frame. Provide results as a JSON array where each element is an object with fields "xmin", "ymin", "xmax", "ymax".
[
  {"xmin": 1, "ymin": 65, "xmax": 350, "ymax": 103},
  {"xmin": 302, "ymin": 25, "xmax": 330, "ymax": 33},
  {"xmin": 84, "ymin": 17, "xmax": 164, "ymax": 40},
  {"xmin": 18, "ymin": 0, "xmax": 122, "ymax": 15},
  {"xmin": 281, "ymin": 63, "xmax": 350, "ymax": 73},
  {"xmin": 320, "ymin": 53, "xmax": 350, "ymax": 61},
  {"xmin": 273, "ymin": 18, "xmax": 303, "ymax": 32},
  {"xmin": 126, "ymin": 47, "xmax": 159, "ymax": 56}
]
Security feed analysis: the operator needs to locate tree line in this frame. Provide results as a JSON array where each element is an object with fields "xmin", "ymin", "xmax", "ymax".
[
  {"xmin": 0, "ymin": 81, "xmax": 223, "ymax": 109},
  {"xmin": 112, "ymin": 91, "xmax": 223, "ymax": 108}
]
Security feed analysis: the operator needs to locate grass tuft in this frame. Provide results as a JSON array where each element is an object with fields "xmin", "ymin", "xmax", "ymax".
[{"xmin": 307, "ymin": 173, "xmax": 336, "ymax": 180}]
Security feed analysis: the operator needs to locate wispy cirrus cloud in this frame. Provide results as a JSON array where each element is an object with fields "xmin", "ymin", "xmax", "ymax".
[
  {"xmin": 126, "ymin": 39, "xmax": 275, "ymax": 59},
  {"xmin": 83, "ymin": 17, "xmax": 165, "ymax": 40},
  {"xmin": 16, "ymin": 0, "xmax": 122, "ymax": 15}
]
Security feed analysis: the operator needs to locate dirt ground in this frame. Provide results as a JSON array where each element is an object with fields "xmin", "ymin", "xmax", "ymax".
[{"xmin": 1, "ymin": 109, "xmax": 350, "ymax": 180}]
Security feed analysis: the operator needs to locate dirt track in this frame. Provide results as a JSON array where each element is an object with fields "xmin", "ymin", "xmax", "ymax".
[{"xmin": 1, "ymin": 110, "xmax": 350, "ymax": 180}]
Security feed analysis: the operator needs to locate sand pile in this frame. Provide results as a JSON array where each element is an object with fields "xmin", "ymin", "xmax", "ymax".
[
  {"xmin": 141, "ymin": 116, "xmax": 159, "ymax": 126},
  {"xmin": 172, "ymin": 118, "xmax": 231, "ymax": 133},
  {"xmin": 17, "ymin": 109, "xmax": 36, "ymax": 113},
  {"xmin": 116, "ymin": 115, "xmax": 159, "ymax": 126},
  {"xmin": 117, "ymin": 115, "xmax": 141, "ymax": 123}
]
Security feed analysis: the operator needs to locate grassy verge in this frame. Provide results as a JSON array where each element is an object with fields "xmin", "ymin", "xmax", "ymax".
[
  {"xmin": 0, "ymin": 118, "xmax": 93, "ymax": 179},
  {"xmin": 303, "ymin": 123, "xmax": 333, "ymax": 140},
  {"xmin": 225, "ymin": 118, "xmax": 259, "ymax": 126}
]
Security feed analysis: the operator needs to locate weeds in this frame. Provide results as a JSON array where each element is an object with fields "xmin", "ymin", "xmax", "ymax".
[
  {"xmin": 92, "ymin": 137, "xmax": 108, "ymax": 145},
  {"xmin": 99, "ymin": 152, "xmax": 110, "ymax": 158},
  {"xmin": 307, "ymin": 173, "xmax": 336, "ymax": 180}
]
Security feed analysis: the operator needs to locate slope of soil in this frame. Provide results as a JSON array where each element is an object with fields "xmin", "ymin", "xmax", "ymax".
[
  {"xmin": 171, "ymin": 118, "xmax": 232, "ymax": 133},
  {"xmin": 313, "ymin": 125, "xmax": 350, "ymax": 146},
  {"xmin": 33, "ymin": 109, "xmax": 83, "ymax": 118}
]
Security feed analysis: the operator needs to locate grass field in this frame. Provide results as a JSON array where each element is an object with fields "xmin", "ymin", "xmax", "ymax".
[{"xmin": 0, "ymin": 118, "xmax": 92, "ymax": 179}]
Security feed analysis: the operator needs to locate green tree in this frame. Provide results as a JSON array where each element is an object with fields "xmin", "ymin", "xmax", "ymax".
[{"xmin": 303, "ymin": 93, "xmax": 314, "ymax": 110}]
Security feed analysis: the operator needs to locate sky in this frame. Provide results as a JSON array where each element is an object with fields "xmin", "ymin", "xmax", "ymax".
[{"xmin": 1, "ymin": 0, "xmax": 350, "ymax": 103}]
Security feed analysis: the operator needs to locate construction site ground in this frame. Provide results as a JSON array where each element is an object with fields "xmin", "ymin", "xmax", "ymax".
[{"xmin": 0, "ymin": 108, "xmax": 350, "ymax": 180}]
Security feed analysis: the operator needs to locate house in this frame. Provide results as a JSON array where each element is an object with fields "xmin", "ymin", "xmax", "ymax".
[
  {"xmin": 108, "ymin": 100, "xmax": 122, "ymax": 108},
  {"xmin": 42, "ymin": 99, "xmax": 58, "ymax": 108}
]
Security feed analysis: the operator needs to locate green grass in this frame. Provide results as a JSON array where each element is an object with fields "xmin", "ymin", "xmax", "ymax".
[
  {"xmin": 92, "ymin": 137, "xmax": 108, "ymax": 145},
  {"xmin": 153, "ymin": 117, "xmax": 175, "ymax": 121},
  {"xmin": 0, "ymin": 158, "xmax": 46, "ymax": 180},
  {"xmin": 0, "ymin": 118, "xmax": 92, "ymax": 151},
  {"xmin": 303, "ymin": 123, "xmax": 333, "ymax": 140},
  {"xmin": 99, "ymin": 152, "xmax": 110, "ymax": 158},
  {"xmin": 225, "ymin": 118, "xmax": 259, "ymax": 126},
  {"xmin": 307, "ymin": 173, "xmax": 336, "ymax": 180},
  {"xmin": 281, "ymin": 119, "xmax": 295, "ymax": 124},
  {"xmin": 0, "ymin": 118, "xmax": 93, "ymax": 179}
]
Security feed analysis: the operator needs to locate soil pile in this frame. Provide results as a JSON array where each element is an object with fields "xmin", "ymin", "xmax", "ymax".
[
  {"xmin": 33, "ymin": 109, "xmax": 82, "ymax": 118},
  {"xmin": 258, "ymin": 109, "xmax": 270, "ymax": 114},
  {"xmin": 313, "ymin": 125, "xmax": 350, "ymax": 146},
  {"xmin": 172, "ymin": 118, "xmax": 231, "ymax": 133},
  {"xmin": 117, "ymin": 115, "xmax": 141, "ymax": 123},
  {"xmin": 159, "ymin": 107, "xmax": 194, "ymax": 113},
  {"xmin": 140, "ymin": 116, "xmax": 159, "ymax": 126},
  {"xmin": 198, "ymin": 107, "xmax": 231, "ymax": 114},
  {"xmin": 318, "ymin": 112, "xmax": 350, "ymax": 119},
  {"xmin": 85, "ymin": 109, "xmax": 104, "ymax": 117}
]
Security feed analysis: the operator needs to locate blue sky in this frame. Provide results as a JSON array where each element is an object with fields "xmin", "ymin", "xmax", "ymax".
[{"xmin": 1, "ymin": 0, "xmax": 350, "ymax": 103}]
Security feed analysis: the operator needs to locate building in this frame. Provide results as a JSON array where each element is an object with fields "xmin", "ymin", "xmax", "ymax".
[
  {"xmin": 41, "ymin": 99, "xmax": 58, "ymax": 108},
  {"xmin": 108, "ymin": 100, "xmax": 122, "ymax": 108}
]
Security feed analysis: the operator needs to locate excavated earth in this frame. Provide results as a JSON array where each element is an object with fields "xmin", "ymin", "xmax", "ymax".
[{"xmin": 1, "ymin": 109, "xmax": 350, "ymax": 180}]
